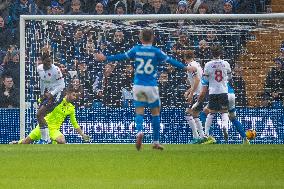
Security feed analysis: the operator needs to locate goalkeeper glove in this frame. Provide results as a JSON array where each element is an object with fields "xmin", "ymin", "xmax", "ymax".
[{"xmin": 82, "ymin": 134, "xmax": 91, "ymax": 142}]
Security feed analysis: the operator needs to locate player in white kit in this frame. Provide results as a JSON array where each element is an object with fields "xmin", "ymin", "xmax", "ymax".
[
  {"xmin": 183, "ymin": 50, "xmax": 206, "ymax": 144},
  {"xmin": 193, "ymin": 45, "xmax": 231, "ymax": 142},
  {"xmin": 36, "ymin": 53, "xmax": 65, "ymax": 144}
]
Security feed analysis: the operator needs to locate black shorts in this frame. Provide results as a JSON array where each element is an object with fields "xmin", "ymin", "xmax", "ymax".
[
  {"xmin": 208, "ymin": 93, "xmax": 229, "ymax": 111},
  {"xmin": 39, "ymin": 92, "xmax": 63, "ymax": 113}
]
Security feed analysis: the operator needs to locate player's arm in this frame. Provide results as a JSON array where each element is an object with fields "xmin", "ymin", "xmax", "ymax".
[
  {"xmin": 69, "ymin": 108, "xmax": 90, "ymax": 142},
  {"xmin": 192, "ymin": 64, "xmax": 209, "ymax": 108},
  {"xmin": 95, "ymin": 47, "xmax": 136, "ymax": 62},
  {"xmin": 49, "ymin": 70, "xmax": 65, "ymax": 96},
  {"xmin": 186, "ymin": 66, "xmax": 200, "ymax": 102},
  {"xmin": 39, "ymin": 78, "xmax": 46, "ymax": 96},
  {"xmin": 157, "ymin": 49, "xmax": 187, "ymax": 70}
]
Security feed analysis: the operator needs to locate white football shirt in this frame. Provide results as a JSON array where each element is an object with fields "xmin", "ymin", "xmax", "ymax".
[
  {"xmin": 37, "ymin": 64, "xmax": 65, "ymax": 96},
  {"xmin": 203, "ymin": 59, "xmax": 231, "ymax": 94},
  {"xmin": 187, "ymin": 60, "xmax": 203, "ymax": 95}
]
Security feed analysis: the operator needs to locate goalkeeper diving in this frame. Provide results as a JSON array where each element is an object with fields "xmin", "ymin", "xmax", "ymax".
[{"xmin": 10, "ymin": 87, "xmax": 90, "ymax": 144}]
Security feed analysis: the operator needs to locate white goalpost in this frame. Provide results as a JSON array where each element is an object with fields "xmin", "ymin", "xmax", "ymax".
[{"xmin": 20, "ymin": 13, "xmax": 284, "ymax": 142}]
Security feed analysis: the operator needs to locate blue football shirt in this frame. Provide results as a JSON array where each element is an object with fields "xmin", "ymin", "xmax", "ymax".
[{"xmin": 106, "ymin": 44, "xmax": 185, "ymax": 86}]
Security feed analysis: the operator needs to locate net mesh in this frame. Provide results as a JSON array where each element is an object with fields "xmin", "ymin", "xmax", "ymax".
[{"xmin": 23, "ymin": 18, "xmax": 284, "ymax": 143}]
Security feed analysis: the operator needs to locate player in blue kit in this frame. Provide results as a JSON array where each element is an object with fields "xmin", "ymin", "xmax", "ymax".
[{"xmin": 95, "ymin": 28, "xmax": 196, "ymax": 150}]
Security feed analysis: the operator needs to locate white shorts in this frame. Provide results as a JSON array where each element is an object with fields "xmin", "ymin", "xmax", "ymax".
[
  {"xmin": 133, "ymin": 85, "xmax": 160, "ymax": 108},
  {"xmin": 228, "ymin": 93, "xmax": 236, "ymax": 112}
]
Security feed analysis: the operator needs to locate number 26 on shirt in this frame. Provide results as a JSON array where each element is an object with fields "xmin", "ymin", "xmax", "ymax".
[{"xmin": 136, "ymin": 58, "xmax": 154, "ymax": 74}]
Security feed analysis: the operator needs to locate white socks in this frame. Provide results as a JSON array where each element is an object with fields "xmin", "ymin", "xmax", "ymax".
[
  {"xmin": 185, "ymin": 115, "xmax": 199, "ymax": 139},
  {"xmin": 40, "ymin": 127, "xmax": 51, "ymax": 142},
  {"xmin": 221, "ymin": 112, "xmax": 229, "ymax": 131},
  {"xmin": 194, "ymin": 118, "xmax": 205, "ymax": 138},
  {"xmin": 205, "ymin": 113, "xmax": 215, "ymax": 136}
]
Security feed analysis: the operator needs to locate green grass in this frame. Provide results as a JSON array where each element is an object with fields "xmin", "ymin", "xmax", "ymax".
[{"xmin": 0, "ymin": 144, "xmax": 283, "ymax": 189}]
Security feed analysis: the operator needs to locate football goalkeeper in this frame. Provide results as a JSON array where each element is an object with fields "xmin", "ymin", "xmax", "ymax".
[{"xmin": 10, "ymin": 87, "xmax": 90, "ymax": 144}]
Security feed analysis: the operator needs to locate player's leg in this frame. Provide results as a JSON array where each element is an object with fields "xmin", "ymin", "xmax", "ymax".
[
  {"xmin": 185, "ymin": 108, "xmax": 200, "ymax": 144},
  {"xmin": 9, "ymin": 137, "xmax": 33, "ymax": 144},
  {"xmin": 219, "ymin": 93, "xmax": 230, "ymax": 142},
  {"xmin": 148, "ymin": 86, "xmax": 163, "ymax": 150},
  {"xmin": 37, "ymin": 94, "xmax": 61, "ymax": 144},
  {"xmin": 133, "ymin": 85, "xmax": 147, "ymax": 151},
  {"xmin": 37, "ymin": 104, "xmax": 51, "ymax": 143},
  {"xmin": 150, "ymin": 105, "xmax": 163, "ymax": 150},
  {"xmin": 135, "ymin": 106, "xmax": 145, "ymax": 151},
  {"xmin": 227, "ymin": 94, "xmax": 248, "ymax": 144},
  {"xmin": 191, "ymin": 96, "xmax": 206, "ymax": 141},
  {"xmin": 53, "ymin": 130, "xmax": 66, "ymax": 144}
]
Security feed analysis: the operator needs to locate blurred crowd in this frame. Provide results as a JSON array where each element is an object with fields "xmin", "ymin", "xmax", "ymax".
[{"xmin": 0, "ymin": 0, "xmax": 283, "ymax": 109}]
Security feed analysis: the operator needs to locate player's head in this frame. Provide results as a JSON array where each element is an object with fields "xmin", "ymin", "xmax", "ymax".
[
  {"xmin": 184, "ymin": 50, "xmax": 195, "ymax": 62},
  {"xmin": 65, "ymin": 87, "xmax": 80, "ymax": 102},
  {"xmin": 41, "ymin": 53, "xmax": 52, "ymax": 70},
  {"xmin": 139, "ymin": 28, "xmax": 154, "ymax": 44},
  {"xmin": 211, "ymin": 45, "xmax": 223, "ymax": 58}
]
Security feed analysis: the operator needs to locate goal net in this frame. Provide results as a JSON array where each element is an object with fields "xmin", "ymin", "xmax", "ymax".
[{"xmin": 20, "ymin": 14, "xmax": 284, "ymax": 144}]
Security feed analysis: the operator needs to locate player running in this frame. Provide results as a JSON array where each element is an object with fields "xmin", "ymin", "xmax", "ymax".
[
  {"xmin": 36, "ymin": 53, "xmax": 65, "ymax": 144},
  {"xmin": 95, "ymin": 28, "xmax": 196, "ymax": 151},
  {"xmin": 183, "ymin": 50, "xmax": 206, "ymax": 144},
  {"xmin": 193, "ymin": 45, "xmax": 231, "ymax": 143},
  {"xmin": 9, "ymin": 87, "xmax": 90, "ymax": 144}
]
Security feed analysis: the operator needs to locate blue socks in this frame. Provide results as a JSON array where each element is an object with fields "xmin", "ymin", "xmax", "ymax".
[
  {"xmin": 199, "ymin": 111, "xmax": 207, "ymax": 125},
  {"xmin": 152, "ymin": 115, "xmax": 160, "ymax": 141},
  {"xmin": 135, "ymin": 114, "xmax": 144, "ymax": 132},
  {"xmin": 231, "ymin": 118, "xmax": 246, "ymax": 138}
]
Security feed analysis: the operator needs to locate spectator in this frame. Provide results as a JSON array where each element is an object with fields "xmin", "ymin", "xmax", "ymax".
[
  {"xmin": 158, "ymin": 72, "xmax": 172, "ymax": 107},
  {"xmin": 80, "ymin": 0, "xmax": 99, "ymax": 14},
  {"xmin": 205, "ymin": 29, "xmax": 220, "ymax": 47},
  {"xmin": 121, "ymin": 64, "xmax": 134, "ymax": 108},
  {"xmin": 235, "ymin": 0, "xmax": 256, "ymax": 14},
  {"xmin": 76, "ymin": 60, "xmax": 95, "ymax": 107},
  {"xmin": 202, "ymin": 0, "xmax": 224, "ymax": 13},
  {"xmin": 188, "ymin": 0, "xmax": 202, "ymax": 13},
  {"xmin": 66, "ymin": 77, "xmax": 85, "ymax": 107},
  {"xmin": 2, "ymin": 50, "xmax": 20, "ymax": 88},
  {"xmin": 176, "ymin": 0, "xmax": 188, "ymax": 14},
  {"xmin": 67, "ymin": 0, "xmax": 85, "ymax": 14},
  {"xmin": 49, "ymin": 1, "xmax": 64, "ymax": 15},
  {"xmin": 231, "ymin": 64, "xmax": 247, "ymax": 106},
  {"xmin": 134, "ymin": 3, "xmax": 144, "ymax": 14},
  {"xmin": 9, "ymin": 0, "xmax": 36, "ymax": 28},
  {"xmin": 148, "ymin": 0, "xmax": 171, "ymax": 14},
  {"xmin": 58, "ymin": 63, "xmax": 72, "ymax": 85},
  {"xmin": 195, "ymin": 39, "xmax": 212, "ymax": 67},
  {"xmin": 0, "ymin": 16, "xmax": 15, "ymax": 50},
  {"xmin": 114, "ymin": 1, "xmax": 126, "ymax": 14},
  {"xmin": 172, "ymin": 32, "xmax": 192, "ymax": 62},
  {"xmin": 197, "ymin": 3, "xmax": 209, "ymax": 14},
  {"xmin": 93, "ymin": 2, "xmax": 107, "ymax": 14},
  {"xmin": 101, "ymin": 63, "xmax": 123, "ymax": 107},
  {"xmin": 223, "ymin": 0, "xmax": 235, "ymax": 14},
  {"xmin": 58, "ymin": 0, "xmax": 71, "ymax": 14},
  {"xmin": 0, "ymin": 74, "xmax": 19, "ymax": 108},
  {"xmin": 0, "ymin": 0, "xmax": 11, "ymax": 18},
  {"xmin": 263, "ymin": 47, "xmax": 284, "ymax": 107}
]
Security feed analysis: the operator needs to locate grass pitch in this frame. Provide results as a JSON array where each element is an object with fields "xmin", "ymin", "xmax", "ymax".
[{"xmin": 0, "ymin": 144, "xmax": 283, "ymax": 189}]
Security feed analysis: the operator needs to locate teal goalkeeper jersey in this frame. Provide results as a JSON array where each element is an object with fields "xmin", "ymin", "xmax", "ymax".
[{"xmin": 44, "ymin": 98, "xmax": 80, "ymax": 130}]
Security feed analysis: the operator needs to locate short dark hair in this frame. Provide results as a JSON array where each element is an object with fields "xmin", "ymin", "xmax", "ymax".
[
  {"xmin": 140, "ymin": 28, "xmax": 154, "ymax": 43},
  {"xmin": 184, "ymin": 50, "xmax": 195, "ymax": 60},
  {"xmin": 211, "ymin": 45, "xmax": 223, "ymax": 58}
]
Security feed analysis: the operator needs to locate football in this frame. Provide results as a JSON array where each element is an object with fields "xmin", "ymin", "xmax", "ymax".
[{"xmin": 246, "ymin": 129, "xmax": 257, "ymax": 140}]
